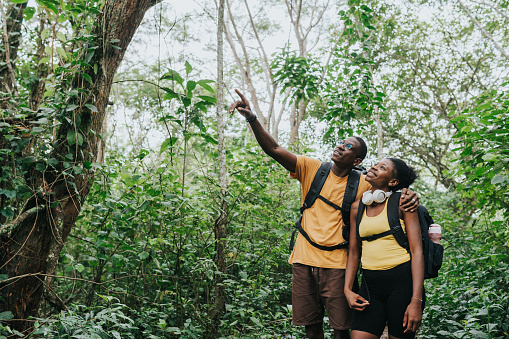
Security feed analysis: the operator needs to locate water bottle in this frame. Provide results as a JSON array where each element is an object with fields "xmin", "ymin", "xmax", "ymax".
[{"xmin": 428, "ymin": 224, "xmax": 442, "ymax": 244}]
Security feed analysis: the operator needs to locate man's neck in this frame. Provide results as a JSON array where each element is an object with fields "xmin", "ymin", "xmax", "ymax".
[{"xmin": 331, "ymin": 163, "xmax": 353, "ymax": 178}]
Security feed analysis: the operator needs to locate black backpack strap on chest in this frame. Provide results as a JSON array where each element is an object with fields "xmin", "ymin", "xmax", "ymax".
[
  {"xmin": 358, "ymin": 192, "xmax": 408, "ymax": 248},
  {"xmin": 290, "ymin": 161, "xmax": 354, "ymax": 252},
  {"xmin": 387, "ymin": 192, "xmax": 409, "ymax": 250},
  {"xmin": 355, "ymin": 199, "xmax": 365, "ymax": 242},
  {"xmin": 342, "ymin": 169, "xmax": 361, "ymax": 228},
  {"xmin": 300, "ymin": 162, "xmax": 332, "ymax": 214}
]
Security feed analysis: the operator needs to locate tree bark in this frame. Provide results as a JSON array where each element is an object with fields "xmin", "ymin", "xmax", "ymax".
[
  {"xmin": 210, "ymin": 1, "xmax": 227, "ymax": 335},
  {"xmin": 0, "ymin": 1, "xmax": 27, "ymax": 95},
  {"xmin": 0, "ymin": 0, "xmax": 157, "ymax": 333}
]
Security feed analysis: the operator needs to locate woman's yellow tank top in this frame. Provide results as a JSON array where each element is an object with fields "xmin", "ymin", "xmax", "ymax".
[{"xmin": 359, "ymin": 201, "xmax": 411, "ymax": 270}]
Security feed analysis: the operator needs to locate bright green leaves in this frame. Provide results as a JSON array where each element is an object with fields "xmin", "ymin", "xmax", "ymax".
[
  {"xmin": 271, "ymin": 45, "xmax": 321, "ymax": 105},
  {"xmin": 321, "ymin": 2, "xmax": 384, "ymax": 142},
  {"xmin": 161, "ymin": 69, "xmax": 184, "ymax": 86},
  {"xmin": 159, "ymin": 63, "xmax": 217, "ymax": 149},
  {"xmin": 160, "ymin": 137, "xmax": 178, "ymax": 154},
  {"xmin": 36, "ymin": 0, "xmax": 60, "ymax": 15},
  {"xmin": 450, "ymin": 82, "xmax": 509, "ymax": 251},
  {"xmin": 185, "ymin": 60, "xmax": 193, "ymax": 75}
]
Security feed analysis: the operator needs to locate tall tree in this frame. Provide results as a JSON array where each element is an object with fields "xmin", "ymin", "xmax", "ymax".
[
  {"xmin": 0, "ymin": 0, "xmax": 159, "ymax": 333},
  {"xmin": 210, "ymin": 0, "xmax": 228, "ymax": 335}
]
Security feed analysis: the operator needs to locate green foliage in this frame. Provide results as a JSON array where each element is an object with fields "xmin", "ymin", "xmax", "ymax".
[
  {"xmin": 321, "ymin": 1, "xmax": 385, "ymax": 143},
  {"xmin": 450, "ymin": 82, "xmax": 509, "ymax": 250},
  {"xmin": 421, "ymin": 231, "xmax": 509, "ymax": 338},
  {"xmin": 271, "ymin": 44, "xmax": 322, "ymax": 105},
  {"xmin": 3, "ymin": 0, "xmax": 509, "ymax": 338}
]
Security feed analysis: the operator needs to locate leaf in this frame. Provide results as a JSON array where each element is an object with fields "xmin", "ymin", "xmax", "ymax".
[
  {"xmin": 85, "ymin": 103, "xmax": 98, "ymax": 112},
  {"xmin": 468, "ymin": 330, "xmax": 489, "ymax": 339},
  {"xmin": 23, "ymin": 6, "xmax": 36, "ymax": 20},
  {"xmin": 0, "ymin": 311, "xmax": 14, "ymax": 320},
  {"xmin": 185, "ymin": 61, "xmax": 193, "ymax": 75},
  {"xmin": 491, "ymin": 175, "xmax": 507, "ymax": 185},
  {"xmin": 201, "ymin": 133, "xmax": 218, "ymax": 145},
  {"xmin": 160, "ymin": 137, "xmax": 178, "ymax": 153},
  {"xmin": 56, "ymin": 46, "xmax": 67, "ymax": 59},
  {"xmin": 76, "ymin": 132, "xmax": 83, "ymax": 146},
  {"xmin": 47, "ymin": 158, "xmax": 58, "ymax": 167},
  {"xmin": 161, "ymin": 87, "xmax": 179, "ymax": 100},
  {"xmin": 182, "ymin": 97, "xmax": 191, "ymax": 108},
  {"xmin": 84, "ymin": 50, "xmax": 95, "ymax": 64},
  {"xmin": 31, "ymin": 117, "xmax": 48, "ymax": 124},
  {"xmin": 186, "ymin": 80, "xmax": 197, "ymax": 92},
  {"xmin": 75, "ymin": 264, "xmax": 85, "ymax": 273},
  {"xmin": 0, "ymin": 189, "xmax": 16, "ymax": 199},
  {"xmin": 197, "ymin": 81, "xmax": 214, "ymax": 93},
  {"xmin": 67, "ymin": 130, "xmax": 76, "ymax": 145},
  {"xmin": 36, "ymin": 0, "xmax": 59, "ymax": 14},
  {"xmin": 197, "ymin": 95, "xmax": 217, "ymax": 104},
  {"xmin": 161, "ymin": 69, "xmax": 184, "ymax": 86},
  {"xmin": 82, "ymin": 73, "xmax": 93, "ymax": 85}
]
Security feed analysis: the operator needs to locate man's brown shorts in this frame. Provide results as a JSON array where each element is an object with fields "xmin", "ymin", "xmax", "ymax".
[{"xmin": 292, "ymin": 263, "xmax": 352, "ymax": 330}]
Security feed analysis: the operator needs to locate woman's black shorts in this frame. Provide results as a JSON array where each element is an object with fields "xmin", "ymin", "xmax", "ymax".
[{"xmin": 351, "ymin": 261, "xmax": 425, "ymax": 339}]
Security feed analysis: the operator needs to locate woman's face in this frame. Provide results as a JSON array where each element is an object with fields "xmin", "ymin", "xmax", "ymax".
[{"xmin": 365, "ymin": 159, "xmax": 398, "ymax": 188}]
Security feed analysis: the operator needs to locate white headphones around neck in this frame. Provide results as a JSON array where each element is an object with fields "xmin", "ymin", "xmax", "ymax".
[{"xmin": 362, "ymin": 189, "xmax": 392, "ymax": 205}]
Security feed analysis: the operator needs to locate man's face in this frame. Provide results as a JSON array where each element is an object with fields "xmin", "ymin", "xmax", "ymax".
[{"xmin": 331, "ymin": 137, "xmax": 362, "ymax": 166}]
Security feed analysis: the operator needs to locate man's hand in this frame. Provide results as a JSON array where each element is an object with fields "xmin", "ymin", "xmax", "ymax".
[
  {"xmin": 229, "ymin": 89, "xmax": 255, "ymax": 119},
  {"xmin": 400, "ymin": 188, "xmax": 419, "ymax": 212}
]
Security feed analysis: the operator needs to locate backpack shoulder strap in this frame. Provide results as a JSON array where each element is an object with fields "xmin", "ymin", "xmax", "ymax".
[
  {"xmin": 300, "ymin": 162, "xmax": 332, "ymax": 214},
  {"xmin": 387, "ymin": 192, "xmax": 409, "ymax": 250},
  {"xmin": 355, "ymin": 200, "xmax": 365, "ymax": 241},
  {"xmin": 342, "ymin": 169, "xmax": 361, "ymax": 227},
  {"xmin": 358, "ymin": 192, "xmax": 406, "ymax": 244}
]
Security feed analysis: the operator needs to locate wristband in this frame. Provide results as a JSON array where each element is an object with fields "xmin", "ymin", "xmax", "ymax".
[
  {"xmin": 246, "ymin": 114, "xmax": 257, "ymax": 123},
  {"xmin": 411, "ymin": 296, "xmax": 423, "ymax": 303}
]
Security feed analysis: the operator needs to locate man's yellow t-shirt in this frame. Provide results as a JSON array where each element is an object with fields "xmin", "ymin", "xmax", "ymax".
[{"xmin": 288, "ymin": 155, "xmax": 371, "ymax": 269}]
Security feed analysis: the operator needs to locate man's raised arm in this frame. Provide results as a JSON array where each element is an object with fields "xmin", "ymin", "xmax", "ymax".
[{"xmin": 229, "ymin": 89, "xmax": 297, "ymax": 173}]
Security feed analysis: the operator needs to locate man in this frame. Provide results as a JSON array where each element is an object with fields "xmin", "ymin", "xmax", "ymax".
[{"xmin": 229, "ymin": 89, "xmax": 418, "ymax": 339}]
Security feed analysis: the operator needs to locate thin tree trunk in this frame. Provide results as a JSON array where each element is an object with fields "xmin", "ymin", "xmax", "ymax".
[
  {"xmin": 210, "ymin": 0, "xmax": 227, "ymax": 336},
  {"xmin": 375, "ymin": 108, "xmax": 383, "ymax": 160}
]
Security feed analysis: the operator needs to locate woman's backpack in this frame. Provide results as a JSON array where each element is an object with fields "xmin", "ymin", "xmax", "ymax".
[{"xmin": 356, "ymin": 192, "xmax": 444, "ymax": 279}]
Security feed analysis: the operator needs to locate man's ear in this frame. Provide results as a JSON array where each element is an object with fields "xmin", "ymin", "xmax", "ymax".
[
  {"xmin": 354, "ymin": 158, "xmax": 362, "ymax": 166},
  {"xmin": 388, "ymin": 178, "xmax": 399, "ymax": 188}
]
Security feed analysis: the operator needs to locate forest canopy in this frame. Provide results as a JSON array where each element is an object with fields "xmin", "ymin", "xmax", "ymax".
[{"xmin": 0, "ymin": 0, "xmax": 508, "ymax": 338}]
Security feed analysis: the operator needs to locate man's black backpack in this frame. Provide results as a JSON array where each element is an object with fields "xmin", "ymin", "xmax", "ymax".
[
  {"xmin": 289, "ymin": 162, "xmax": 364, "ymax": 252},
  {"xmin": 356, "ymin": 191, "xmax": 444, "ymax": 279}
]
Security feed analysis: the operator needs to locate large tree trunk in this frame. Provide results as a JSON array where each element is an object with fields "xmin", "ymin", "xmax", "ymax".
[{"xmin": 0, "ymin": 0, "xmax": 157, "ymax": 334}]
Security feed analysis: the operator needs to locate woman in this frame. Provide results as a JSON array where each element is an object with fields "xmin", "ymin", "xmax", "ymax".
[{"xmin": 344, "ymin": 158, "xmax": 424, "ymax": 339}]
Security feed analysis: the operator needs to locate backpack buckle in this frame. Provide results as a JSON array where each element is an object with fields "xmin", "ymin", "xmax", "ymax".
[
  {"xmin": 300, "ymin": 204, "xmax": 308, "ymax": 214},
  {"xmin": 364, "ymin": 235, "xmax": 375, "ymax": 242}
]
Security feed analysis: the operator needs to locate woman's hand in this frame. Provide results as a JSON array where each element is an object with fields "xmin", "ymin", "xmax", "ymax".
[
  {"xmin": 403, "ymin": 299, "xmax": 423, "ymax": 333},
  {"xmin": 344, "ymin": 288, "xmax": 370, "ymax": 311}
]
